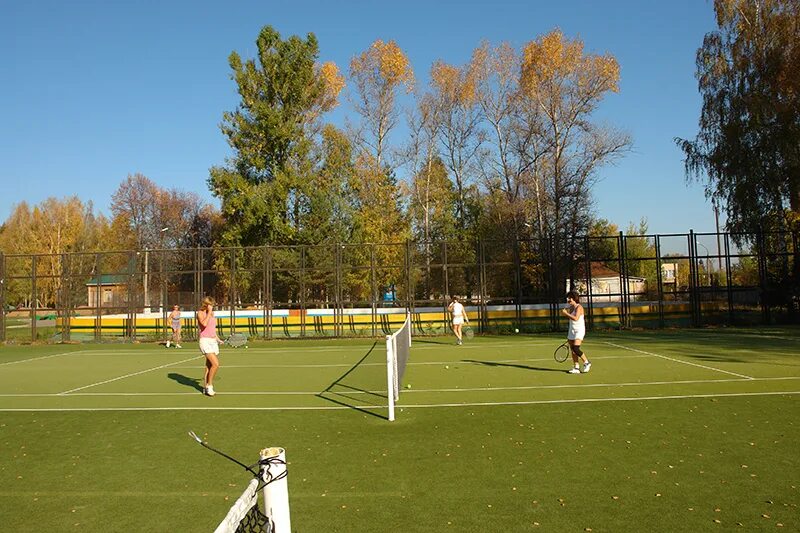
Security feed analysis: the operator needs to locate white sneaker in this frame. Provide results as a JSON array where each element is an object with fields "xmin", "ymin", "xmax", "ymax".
[
  {"xmin": 568, "ymin": 367, "xmax": 581, "ymax": 374},
  {"xmin": 175, "ymin": 344, "xmax": 182, "ymax": 349},
  {"xmin": 166, "ymin": 340, "xmax": 170, "ymax": 348},
  {"xmin": 582, "ymin": 362, "xmax": 592, "ymax": 373},
  {"xmin": 205, "ymin": 385, "xmax": 216, "ymax": 397}
]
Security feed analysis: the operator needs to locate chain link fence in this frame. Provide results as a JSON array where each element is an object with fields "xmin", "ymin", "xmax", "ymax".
[{"xmin": 1, "ymin": 229, "xmax": 797, "ymax": 342}]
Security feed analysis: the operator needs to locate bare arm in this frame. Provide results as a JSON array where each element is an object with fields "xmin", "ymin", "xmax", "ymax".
[{"xmin": 561, "ymin": 305, "xmax": 583, "ymax": 321}]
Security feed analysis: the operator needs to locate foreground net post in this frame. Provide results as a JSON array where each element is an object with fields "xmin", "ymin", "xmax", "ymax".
[
  {"xmin": 260, "ymin": 447, "xmax": 291, "ymax": 533},
  {"xmin": 213, "ymin": 447, "xmax": 290, "ymax": 533}
]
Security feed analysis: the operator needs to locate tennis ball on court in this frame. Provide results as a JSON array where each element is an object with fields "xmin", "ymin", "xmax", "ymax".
[
  {"xmin": 514, "ymin": 328, "xmax": 519, "ymax": 333},
  {"xmin": 406, "ymin": 383, "xmax": 412, "ymax": 389},
  {"xmin": 445, "ymin": 365, "xmax": 450, "ymax": 369}
]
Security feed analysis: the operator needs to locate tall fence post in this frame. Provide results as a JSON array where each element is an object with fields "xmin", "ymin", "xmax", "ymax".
[
  {"xmin": 513, "ymin": 238, "xmax": 522, "ymax": 330},
  {"xmin": 756, "ymin": 227, "xmax": 770, "ymax": 324},
  {"xmin": 687, "ymin": 230, "xmax": 699, "ymax": 327},
  {"xmin": 31, "ymin": 255, "xmax": 38, "ymax": 342},
  {"xmin": 655, "ymin": 236, "xmax": 664, "ymax": 328},
  {"xmin": 0, "ymin": 251, "xmax": 5, "ymax": 343},
  {"xmin": 616, "ymin": 232, "xmax": 625, "ymax": 329},
  {"xmin": 478, "ymin": 239, "xmax": 487, "ymax": 334}
]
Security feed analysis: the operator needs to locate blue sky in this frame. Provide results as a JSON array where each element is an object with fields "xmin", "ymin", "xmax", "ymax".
[{"xmin": 1, "ymin": 0, "xmax": 720, "ymax": 235}]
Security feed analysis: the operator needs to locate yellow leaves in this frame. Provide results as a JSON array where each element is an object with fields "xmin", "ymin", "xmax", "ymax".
[
  {"xmin": 520, "ymin": 29, "xmax": 621, "ymax": 100},
  {"xmin": 431, "ymin": 61, "xmax": 478, "ymax": 105},
  {"xmin": 351, "ymin": 39, "xmax": 414, "ymax": 92},
  {"xmin": 318, "ymin": 61, "xmax": 345, "ymax": 109}
]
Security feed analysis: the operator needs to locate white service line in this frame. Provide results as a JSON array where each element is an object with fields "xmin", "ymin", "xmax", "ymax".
[
  {"xmin": 402, "ymin": 390, "xmax": 800, "ymax": 409},
  {"xmin": 1, "ymin": 390, "xmax": 798, "ymax": 412},
  {"xmin": 0, "ymin": 349, "xmax": 88, "ymax": 366},
  {"xmin": 603, "ymin": 341, "xmax": 755, "ymax": 379},
  {"xmin": 58, "ymin": 355, "xmax": 204, "ymax": 395},
  {"xmin": 164, "ymin": 353, "xmax": 652, "ymax": 370}
]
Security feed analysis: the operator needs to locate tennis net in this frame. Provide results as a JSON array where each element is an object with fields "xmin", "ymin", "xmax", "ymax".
[
  {"xmin": 386, "ymin": 312, "xmax": 411, "ymax": 421},
  {"xmin": 215, "ymin": 478, "xmax": 272, "ymax": 533},
  {"xmin": 214, "ymin": 448, "xmax": 290, "ymax": 533}
]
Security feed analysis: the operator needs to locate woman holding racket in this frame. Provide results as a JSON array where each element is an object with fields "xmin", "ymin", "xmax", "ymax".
[
  {"xmin": 448, "ymin": 295, "xmax": 469, "ymax": 345},
  {"xmin": 562, "ymin": 290, "xmax": 591, "ymax": 374},
  {"xmin": 197, "ymin": 296, "xmax": 223, "ymax": 396}
]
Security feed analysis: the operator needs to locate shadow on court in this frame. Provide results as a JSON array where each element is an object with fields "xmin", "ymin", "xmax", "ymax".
[
  {"xmin": 462, "ymin": 359, "xmax": 565, "ymax": 373},
  {"xmin": 317, "ymin": 341, "xmax": 389, "ymax": 420},
  {"xmin": 167, "ymin": 372, "xmax": 204, "ymax": 392},
  {"xmin": 413, "ymin": 338, "xmax": 455, "ymax": 345}
]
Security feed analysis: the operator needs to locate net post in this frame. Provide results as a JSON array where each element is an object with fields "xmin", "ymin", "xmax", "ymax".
[
  {"xmin": 261, "ymin": 447, "xmax": 291, "ymax": 533},
  {"xmin": 386, "ymin": 334, "xmax": 395, "ymax": 421}
]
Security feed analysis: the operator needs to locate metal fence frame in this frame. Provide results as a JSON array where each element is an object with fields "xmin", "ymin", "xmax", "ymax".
[{"xmin": 1, "ymin": 229, "xmax": 797, "ymax": 343}]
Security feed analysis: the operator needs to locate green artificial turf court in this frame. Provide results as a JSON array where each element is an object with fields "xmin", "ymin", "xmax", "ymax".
[{"xmin": 1, "ymin": 328, "xmax": 799, "ymax": 531}]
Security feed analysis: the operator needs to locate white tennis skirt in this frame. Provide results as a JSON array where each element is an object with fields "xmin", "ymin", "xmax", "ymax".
[
  {"xmin": 199, "ymin": 338, "xmax": 220, "ymax": 355},
  {"xmin": 567, "ymin": 327, "xmax": 585, "ymax": 341},
  {"xmin": 452, "ymin": 317, "xmax": 464, "ymax": 326}
]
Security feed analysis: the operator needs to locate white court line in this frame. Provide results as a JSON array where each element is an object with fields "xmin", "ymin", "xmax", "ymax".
[
  {"xmin": 30, "ymin": 341, "xmax": 552, "ymax": 357},
  {"xmin": 603, "ymin": 341, "xmax": 755, "ymax": 379},
  {"xmin": 58, "ymin": 355, "xmax": 204, "ymax": 395},
  {"xmin": 0, "ymin": 349, "xmax": 88, "ymax": 366},
  {"xmin": 164, "ymin": 353, "xmax": 651, "ymax": 370},
  {"xmin": 5, "ymin": 376, "xmax": 799, "ymax": 398},
  {"xmin": 1, "ymin": 390, "xmax": 798, "ymax": 412}
]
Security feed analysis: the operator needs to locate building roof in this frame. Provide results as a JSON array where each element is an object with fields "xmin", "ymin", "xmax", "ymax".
[
  {"xmin": 85, "ymin": 274, "xmax": 128, "ymax": 286},
  {"xmin": 574, "ymin": 261, "xmax": 645, "ymax": 281}
]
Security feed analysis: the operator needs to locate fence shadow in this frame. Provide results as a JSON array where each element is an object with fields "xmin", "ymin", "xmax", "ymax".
[{"xmin": 317, "ymin": 341, "xmax": 388, "ymax": 420}]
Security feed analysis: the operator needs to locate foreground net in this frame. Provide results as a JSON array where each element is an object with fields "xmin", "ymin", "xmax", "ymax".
[
  {"xmin": 189, "ymin": 435, "xmax": 290, "ymax": 533},
  {"xmin": 386, "ymin": 312, "xmax": 411, "ymax": 421},
  {"xmin": 215, "ymin": 478, "xmax": 273, "ymax": 533}
]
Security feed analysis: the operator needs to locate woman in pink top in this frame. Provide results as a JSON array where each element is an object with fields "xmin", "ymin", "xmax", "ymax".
[{"xmin": 197, "ymin": 296, "xmax": 223, "ymax": 396}]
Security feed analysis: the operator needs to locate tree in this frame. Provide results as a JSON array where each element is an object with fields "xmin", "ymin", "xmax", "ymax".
[
  {"xmin": 209, "ymin": 25, "xmax": 344, "ymax": 247},
  {"xmin": 0, "ymin": 197, "xmax": 109, "ymax": 307},
  {"xmin": 429, "ymin": 59, "xmax": 484, "ymax": 231},
  {"xmin": 471, "ymin": 41, "xmax": 528, "ymax": 239},
  {"xmin": 676, "ymin": 0, "xmax": 800, "ymax": 237},
  {"xmin": 520, "ymin": 30, "xmax": 631, "ymax": 256},
  {"xmin": 110, "ymin": 173, "xmax": 216, "ymax": 250},
  {"xmin": 406, "ymin": 157, "xmax": 457, "ymax": 243},
  {"xmin": 349, "ymin": 39, "xmax": 414, "ymax": 171}
]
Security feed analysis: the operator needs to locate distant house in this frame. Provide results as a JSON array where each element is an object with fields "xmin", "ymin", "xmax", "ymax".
[
  {"xmin": 567, "ymin": 262, "xmax": 647, "ymax": 302},
  {"xmin": 86, "ymin": 275, "xmax": 128, "ymax": 308}
]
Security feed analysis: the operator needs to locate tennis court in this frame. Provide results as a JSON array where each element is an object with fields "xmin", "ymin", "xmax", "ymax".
[{"xmin": 2, "ymin": 328, "xmax": 799, "ymax": 531}]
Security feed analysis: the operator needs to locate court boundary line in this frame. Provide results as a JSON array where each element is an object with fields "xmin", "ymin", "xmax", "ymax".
[
  {"xmin": 162, "ymin": 353, "xmax": 651, "ymax": 370},
  {"xmin": 1, "ymin": 390, "xmax": 798, "ymax": 412},
  {"xmin": 0, "ymin": 349, "xmax": 88, "ymax": 366},
  {"xmin": 602, "ymin": 341, "xmax": 755, "ymax": 379}
]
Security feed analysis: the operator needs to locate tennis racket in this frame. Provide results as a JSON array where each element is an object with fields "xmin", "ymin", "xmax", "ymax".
[
  {"xmin": 463, "ymin": 325, "xmax": 474, "ymax": 338},
  {"xmin": 225, "ymin": 332, "xmax": 249, "ymax": 348},
  {"xmin": 553, "ymin": 341, "xmax": 570, "ymax": 363}
]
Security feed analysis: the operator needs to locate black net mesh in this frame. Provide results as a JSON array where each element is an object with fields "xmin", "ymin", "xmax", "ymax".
[{"xmin": 234, "ymin": 502, "xmax": 273, "ymax": 533}]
